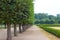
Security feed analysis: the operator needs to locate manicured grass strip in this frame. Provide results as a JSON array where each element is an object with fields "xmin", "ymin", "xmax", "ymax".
[
  {"xmin": 38, "ymin": 24, "xmax": 60, "ymax": 37},
  {"xmin": 38, "ymin": 24, "xmax": 60, "ymax": 27},
  {"xmin": 49, "ymin": 27, "xmax": 60, "ymax": 30},
  {"xmin": 43, "ymin": 27, "xmax": 60, "ymax": 37}
]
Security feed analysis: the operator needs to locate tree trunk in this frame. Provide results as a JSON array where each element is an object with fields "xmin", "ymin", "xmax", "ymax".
[
  {"xmin": 19, "ymin": 24, "xmax": 22, "ymax": 33},
  {"xmin": 7, "ymin": 23, "xmax": 12, "ymax": 40},
  {"xmin": 5, "ymin": 24, "xmax": 7, "ymax": 29},
  {"xmin": 14, "ymin": 24, "xmax": 17, "ymax": 36},
  {"xmin": 22, "ymin": 24, "xmax": 25, "ymax": 32},
  {"xmin": 25, "ymin": 25, "xmax": 27, "ymax": 30}
]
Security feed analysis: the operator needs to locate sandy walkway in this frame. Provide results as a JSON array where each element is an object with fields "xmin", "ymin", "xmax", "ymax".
[{"xmin": 0, "ymin": 25, "xmax": 60, "ymax": 40}]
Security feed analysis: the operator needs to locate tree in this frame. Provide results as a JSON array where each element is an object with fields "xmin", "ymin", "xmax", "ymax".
[
  {"xmin": 17, "ymin": 0, "xmax": 34, "ymax": 32},
  {"xmin": 0, "ymin": 0, "xmax": 20, "ymax": 40},
  {"xmin": 35, "ymin": 13, "xmax": 57, "ymax": 24},
  {"xmin": 0, "ymin": 0, "xmax": 34, "ymax": 40}
]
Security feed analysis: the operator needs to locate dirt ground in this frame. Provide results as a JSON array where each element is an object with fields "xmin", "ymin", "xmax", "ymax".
[{"xmin": 0, "ymin": 25, "xmax": 60, "ymax": 40}]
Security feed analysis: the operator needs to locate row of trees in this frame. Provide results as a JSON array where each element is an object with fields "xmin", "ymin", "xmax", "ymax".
[
  {"xmin": 0, "ymin": 0, "xmax": 34, "ymax": 40},
  {"xmin": 35, "ymin": 13, "xmax": 60, "ymax": 24}
]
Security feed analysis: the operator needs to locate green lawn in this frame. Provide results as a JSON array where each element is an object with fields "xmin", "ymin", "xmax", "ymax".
[
  {"xmin": 38, "ymin": 24, "xmax": 60, "ymax": 37},
  {"xmin": 0, "ymin": 25, "xmax": 5, "ymax": 29}
]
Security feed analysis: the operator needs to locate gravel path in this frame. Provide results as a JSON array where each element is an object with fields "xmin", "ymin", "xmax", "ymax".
[{"xmin": 0, "ymin": 25, "xmax": 60, "ymax": 40}]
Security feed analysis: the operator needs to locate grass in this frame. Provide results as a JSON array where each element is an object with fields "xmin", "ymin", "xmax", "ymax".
[
  {"xmin": 38, "ymin": 24, "xmax": 60, "ymax": 27},
  {"xmin": 38, "ymin": 24, "xmax": 60, "ymax": 37},
  {"xmin": 0, "ymin": 25, "xmax": 5, "ymax": 29},
  {"xmin": 0, "ymin": 27, "xmax": 5, "ymax": 29},
  {"xmin": 49, "ymin": 27, "xmax": 60, "ymax": 30}
]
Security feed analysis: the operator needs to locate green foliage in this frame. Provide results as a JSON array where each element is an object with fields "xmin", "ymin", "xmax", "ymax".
[
  {"xmin": 0, "ymin": 0, "xmax": 18, "ymax": 23},
  {"xmin": 18, "ymin": 0, "xmax": 34, "ymax": 25},
  {"xmin": 0, "ymin": 0, "xmax": 34, "ymax": 25},
  {"xmin": 35, "ymin": 13, "xmax": 60, "ymax": 24}
]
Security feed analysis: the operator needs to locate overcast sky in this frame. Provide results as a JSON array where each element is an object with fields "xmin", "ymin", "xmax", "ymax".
[{"xmin": 34, "ymin": 0, "xmax": 60, "ymax": 16}]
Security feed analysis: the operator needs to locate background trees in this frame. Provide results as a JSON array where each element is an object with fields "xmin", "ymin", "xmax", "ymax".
[{"xmin": 35, "ymin": 13, "xmax": 60, "ymax": 24}]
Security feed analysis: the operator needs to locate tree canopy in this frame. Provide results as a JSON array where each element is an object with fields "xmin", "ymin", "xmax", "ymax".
[
  {"xmin": 0, "ymin": 0, "xmax": 34, "ymax": 25},
  {"xmin": 35, "ymin": 13, "xmax": 60, "ymax": 24}
]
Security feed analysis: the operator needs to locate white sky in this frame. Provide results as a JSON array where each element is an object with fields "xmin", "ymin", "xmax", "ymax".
[{"xmin": 34, "ymin": 0, "xmax": 60, "ymax": 16}]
